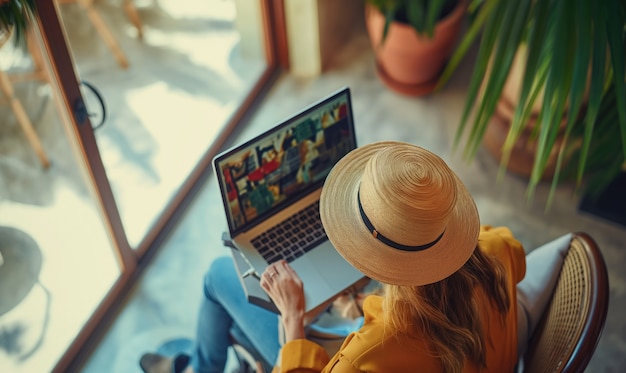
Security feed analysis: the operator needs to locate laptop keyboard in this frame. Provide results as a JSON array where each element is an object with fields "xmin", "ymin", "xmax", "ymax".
[{"xmin": 251, "ymin": 201, "xmax": 327, "ymax": 264}]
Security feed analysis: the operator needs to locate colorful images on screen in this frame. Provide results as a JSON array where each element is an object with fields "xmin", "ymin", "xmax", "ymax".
[{"xmin": 218, "ymin": 98, "xmax": 352, "ymax": 230}]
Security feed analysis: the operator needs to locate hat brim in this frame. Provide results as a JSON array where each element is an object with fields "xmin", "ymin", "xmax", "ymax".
[{"xmin": 320, "ymin": 141, "xmax": 480, "ymax": 286}]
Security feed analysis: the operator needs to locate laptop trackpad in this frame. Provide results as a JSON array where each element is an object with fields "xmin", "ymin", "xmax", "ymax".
[
  {"xmin": 290, "ymin": 242, "xmax": 364, "ymax": 312},
  {"xmin": 290, "ymin": 257, "xmax": 333, "ymax": 312}
]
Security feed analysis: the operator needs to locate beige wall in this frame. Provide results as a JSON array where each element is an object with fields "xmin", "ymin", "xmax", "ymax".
[
  {"xmin": 318, "ymin": 0, "xmax": 365, "ymax": 71},
  {"xmin": 285, "ymin": 0, "xmax": 365, "ymax": 77}
]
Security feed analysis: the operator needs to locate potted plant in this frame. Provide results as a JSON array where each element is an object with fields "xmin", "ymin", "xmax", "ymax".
[
  {"xmin": 365, "ymin": 0, "xmax": 467, "ymax": 96},
  {"xmin": 0, "ymin": 0, "xmax": 35, "ymax": 47},
  {"xmin": 439, "ymin": 0, "xmax": 626, "ymax": 206}
]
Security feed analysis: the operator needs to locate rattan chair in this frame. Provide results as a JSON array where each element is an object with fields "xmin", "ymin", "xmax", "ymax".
[{"xmin": 522, "ymin": 232, "xmax": 609, "ymax": 373}]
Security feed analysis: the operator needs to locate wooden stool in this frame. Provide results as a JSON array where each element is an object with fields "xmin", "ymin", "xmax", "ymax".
[
  {"xmin": 122, "ymin": 0, "xmax": 144, "ymax": 40},
  {"xmin": 1, "ymin": 1, "xmax": 144, "ymax": 167},
  {"xmin": 0, "ymin": 31, "xmax": 50, "ymax": 168},
  {"xmin": 56, "ymin": 0, "xmax": 145, "ymax": 69}
]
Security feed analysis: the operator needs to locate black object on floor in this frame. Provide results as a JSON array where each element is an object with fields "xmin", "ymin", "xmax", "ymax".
[
  {"xmin": 579, "ymin": 173, "xmax": 626, "ymax": 228},
  {"xmin": 0, "ymin": 226, "xmax": 42, "ymax": 316},
  {"xmin": 139, "ymin": 338, "xmax": 193, "ymax": 373}
]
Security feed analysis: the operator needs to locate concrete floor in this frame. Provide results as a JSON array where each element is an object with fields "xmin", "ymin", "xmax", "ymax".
[{"xmin": 82, "ymin": 31, "xmax": 626, "ymax": 373}]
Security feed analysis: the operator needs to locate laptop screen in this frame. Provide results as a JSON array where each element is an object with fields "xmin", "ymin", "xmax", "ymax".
[{"xmin": 214, "ymin": 88, "xmax": 356, "ymax": 235}]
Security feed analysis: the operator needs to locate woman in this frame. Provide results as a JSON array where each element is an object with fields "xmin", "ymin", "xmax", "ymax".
[
  {"xmin": 142, "ymin": 141, "xmax": 542, "ymax": 373},
  {"xmin": 261, "ymin": 141, "xmax": 525, "ymax": 372}
]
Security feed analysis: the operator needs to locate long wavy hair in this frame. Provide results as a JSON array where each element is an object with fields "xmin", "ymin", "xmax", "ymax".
[{"xmin": 382, "ymin": 247, "xmax": 510, "ymax": 373}]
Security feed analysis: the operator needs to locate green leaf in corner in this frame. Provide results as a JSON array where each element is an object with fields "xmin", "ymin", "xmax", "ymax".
[
  {"xmin": 528, "ymin": 0, "xmax": 576, "ymax": 200},
  {"xmin": 0, "ymin": 0, "xmax": 36, "ymax": 47},
  {"xmin": 505, "ymin": 0, "xmax": 551, "ymax": 163},
  {"xmin": 437, "ymin": 0, "xmax": 497, "ymax": 92},
  {"xmin": 578, "ymin": 1, "xmax": 608, "ymax": 185},
  {"xmin": 466, "ymin": 0, "xmax": 531, "ymax": 160},
  {"xmin": 406, "ymin": 0, "xmax": 426, "ymax": 35},
  {"xmin": 381, "ymin": 7, "xmax": 395, "ymax": 45},
  {"xmin": 450, "ymin": 0, "xmax": 502, "ymax": 148},
  {"xmin": 425, "ymin": 0, "xmax": 447, "ymax": 38},
  {"xmin": 546, "ymin": 0, "xmax": 592, "ymax": 208}
]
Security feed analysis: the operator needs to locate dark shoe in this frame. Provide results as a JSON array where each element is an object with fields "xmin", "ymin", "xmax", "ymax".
[
  {"xmin": 139, "ymin": 353, "xmax": 190, "ymax": 373},
  {"xmin": 172, "ymin": 354, "xmax": 191, "ymax": 373}
]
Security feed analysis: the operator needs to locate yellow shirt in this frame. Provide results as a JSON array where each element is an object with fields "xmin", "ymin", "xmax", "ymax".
[{"xmin": 273, "ymin": 226, "xmax": 526, "ymax": 372}]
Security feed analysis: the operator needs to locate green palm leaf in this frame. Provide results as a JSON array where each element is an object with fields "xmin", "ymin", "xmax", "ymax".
[
  {"xmin": 441, "ymin": 0, "xmax": 626, "ymax": 207},
  {"xmin": 0, "ymin": 0, "xmax": 36, "ymax": 47}
]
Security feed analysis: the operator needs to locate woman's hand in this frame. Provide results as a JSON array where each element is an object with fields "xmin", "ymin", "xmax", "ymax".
[{"xmin": 260, "ymin": 260, "xmax": 306, "ymax": 341}]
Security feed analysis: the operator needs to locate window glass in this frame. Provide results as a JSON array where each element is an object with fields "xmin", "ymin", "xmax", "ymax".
[
  {"xmin": 0, "ymin": 26, "xmax": 120, "ymax": 372},
  {"xmin": 61, "ymin": 0, "xmax": 267, "ymax": 247}
]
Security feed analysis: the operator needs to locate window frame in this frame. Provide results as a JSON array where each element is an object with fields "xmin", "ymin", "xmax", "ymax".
[{"xmin": 29, "ymin": 0, "xmax": 288, "ymax": 371}]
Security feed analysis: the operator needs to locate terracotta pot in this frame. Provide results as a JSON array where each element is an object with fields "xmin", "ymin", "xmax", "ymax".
[
  {"xmin": 365, "ymin": 1, "xmax": 467, "ymax": 96},
  {"xmin": 496, "ymin": 45, "xmax": 546, "ymax": 122},
  {"xmin": 485, "ymin": 105, "xmax": 566, "ymax": 180},
  {"xmin": 495, "ymin": 44, "xmax": 590, "ymax": 125},
  {"xmin": 483, "ymin": 45, "xmax": 591, "ymax": 180}
]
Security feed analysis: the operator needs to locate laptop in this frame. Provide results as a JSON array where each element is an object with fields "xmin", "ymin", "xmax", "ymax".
[{"xmin": 214, "ymin": 87, "xmax": 365, "ymax": 314}]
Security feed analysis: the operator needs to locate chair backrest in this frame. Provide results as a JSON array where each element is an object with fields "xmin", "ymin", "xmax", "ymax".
[{"xmin": 523, "ymin": 232, "xmax": 609, "ymax": 373}]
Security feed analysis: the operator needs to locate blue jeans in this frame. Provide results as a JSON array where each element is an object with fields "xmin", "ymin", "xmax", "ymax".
[{"xmin": 190, "ymin": 256, "xmax": 280, "ymax": 373}]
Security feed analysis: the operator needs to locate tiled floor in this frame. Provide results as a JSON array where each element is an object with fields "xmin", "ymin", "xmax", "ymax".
[{"xmin": 80, "ymin": 29, "xmax": 626, "ymax": 373}]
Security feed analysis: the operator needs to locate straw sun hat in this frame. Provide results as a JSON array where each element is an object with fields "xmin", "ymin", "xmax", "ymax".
[{"xmin": 320, "ymin": 141, "xmax": 479, "ymax": 286}]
